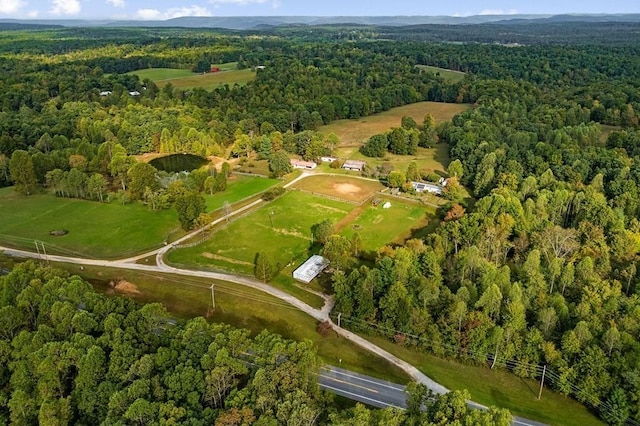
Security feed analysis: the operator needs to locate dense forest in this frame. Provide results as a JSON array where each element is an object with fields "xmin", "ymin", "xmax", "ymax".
[
  {"xmin": 0, "ymin": 261, "xmax": 513, "ymax": 425},
  {"xmin": 1, "ymin": 22, "xmax": 640, "ymax": 424}
]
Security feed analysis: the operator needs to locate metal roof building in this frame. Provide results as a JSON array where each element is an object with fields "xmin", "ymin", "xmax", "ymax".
[{"xmin": 293, "ymin": 255, "xmax": 329, "ymax": 283}]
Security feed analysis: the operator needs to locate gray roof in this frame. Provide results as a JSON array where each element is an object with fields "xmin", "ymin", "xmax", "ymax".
[{"xmin": 293, "ymin": 255, "xmax": 329, "ymax": 283}]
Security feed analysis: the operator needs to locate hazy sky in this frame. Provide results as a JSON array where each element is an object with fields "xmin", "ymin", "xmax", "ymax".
[{"xmin": 0, "ymin": 0, "xmax": 637, "ymax": 20}]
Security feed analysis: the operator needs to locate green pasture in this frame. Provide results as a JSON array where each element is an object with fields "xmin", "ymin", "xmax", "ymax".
[
  {"xmin": 156, "ymin": 69, "xmax": 255, "ymax": 90},
  {"xmin": 0, "ymin": 187, "xmax": 180, "ymax": 259},
  {"xmin": 319, "ymin": 101, "xmax": 470, "ymax": 147},
  {"xmin": 363, "ymin": 335, "xmax": 602, "ymax": 426},
  {"xmin": 334, "ymin": 144, "xmax": 451, "ymax": 175},
  {"xmin": 53, "ymin": 262, "xmax": 409, "ymax": 383},
  {"xmin": 340, "ymin": 200, "xmax": 436, "ymax": 253},
  {"xmin": 168, "ymin": 191, "xmax": 353, "ymax": 275},
  {"xmin": 416, "ymin": 65, "xmax": 467, "ymax": 83},
  {"xmin": 126, "ymin": 68, "xmax": 194, "ymax": 81},
  {"xmin": 205, "ymin": 175, "xmax": 278, "ymax": 211}
]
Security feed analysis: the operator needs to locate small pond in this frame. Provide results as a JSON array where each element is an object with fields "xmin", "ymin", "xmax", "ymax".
[{"xmin": 150, "ymin": 153, "xmax": 209, "ymax": 173}]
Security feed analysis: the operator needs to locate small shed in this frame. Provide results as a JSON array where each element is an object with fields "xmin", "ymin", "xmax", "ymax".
[
  {"xmin": 342, "ymin": 160, "xmax": 366, "ymax": 172},
  {"xmin": 293, "ymin": 255, "xmax": 329, "ymax": 283},
  {"xmin": 383, "ymin": 202, "xmax": 391, "ymax": 209},
  {"xmin": 99, "ymin": 90, "xmax": 112, "ymax": 96},
  {"xmin": 321, "ymin": 156, "xmax": 338, "ymax": 163},
  {"xmin": 211, "ymin": 67, "xmax": 221, "ymax": 73}
]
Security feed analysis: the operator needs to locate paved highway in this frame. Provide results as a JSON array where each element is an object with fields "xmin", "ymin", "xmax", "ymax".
[{"xmin": 318, "ymin": 366, "xmax": 548, "ymax": 426}]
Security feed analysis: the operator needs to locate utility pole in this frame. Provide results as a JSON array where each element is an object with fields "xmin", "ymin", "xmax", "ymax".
[
  {"xmin": 538, "ymin": 364, "xmax": 547, "ymax": 400},
  {"xmin": 210, "ymin": 284, "xmax": 215, "ymax": 310},
  {"xmin": 269, "ymin": 211, "xmax": 274, "ymax": 228},
  {"xmin": 337, "ymin": 313, "xmax": 342, "ymax": 328}
]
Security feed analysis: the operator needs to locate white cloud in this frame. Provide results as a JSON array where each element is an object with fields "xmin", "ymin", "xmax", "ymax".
[
  {"xmin": 209, "ymin": 0, "xmax": 266, "ymax": 4},
  {"xmin": 0, "ymin": 0, "xmax": 25, "ymax": 14},
  {"xmin": 135, "ymin": 5, "xmax": 212, "ymax": 20},
  {"xmin": 107, "ymin": 0, "xmax": 125, "ymax": 8},
  {"xmin": 479, "ymin": 9, "xmax": 518, "ymax": 15},
  {"xmin": 271, "ymin": 0, "xmax": 281, "ymax": 8},
  {"xmin": 27, "ymin": 9, "xmax": 38, "ymax": 17},
  {"xmin": 50, "ymin": 0, "xmax": 81, "ymax": 15}
]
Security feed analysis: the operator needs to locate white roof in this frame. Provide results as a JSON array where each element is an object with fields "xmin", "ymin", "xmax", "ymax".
[{"xmin": 293, "ymin": 255, "xmax": 329, "ymax": 283}]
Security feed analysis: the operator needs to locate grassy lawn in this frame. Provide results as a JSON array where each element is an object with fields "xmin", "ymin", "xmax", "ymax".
[
  {"xmin": 335, "ymin": 144, "xmax": 451, "ymax": 175},
  {"xmin": 205, "ymin": 175, "xmax": 278, "ymax": 211},
  {"xmin": 361, "ymin": 334, "xmax": 602, "ymax": 426},
  {"xmin": 291, "ymin": 175, "xmax": 384, "ymax": 203},
  {"xmin": 168, "ymin": 191, "xmax": 353, "ymax": 276},
  {"xmin": 155, "ymin": 68, "xmax": 255, "ymax": 90},
  {"xmin": 0, "ymin": 187, "xmax": 181, "ymax": 259},
  {"xmin": 234, "ymin": 159, "xmax": 271, "ymax": 176},
  {"xmin": 599, "ymin": 124, "xmax": 622, "ymax": 144},
  {"xmin": 49, "ymin": 262, "xmax": 409, "ymax": 383},
  {"xmin": 415, "ymin": 65, "xmax": 466, "ymax": 83},
  {"xmin": 339, "ymin": 199, "xmax": 436, "ymax": 253},
  {"xmin": 126, "ymin": 68, "xmax": 195, "ymax": 81},
  {"xmin": 319, "ymin": 101, "xmax": 470, "ymax": 147}
]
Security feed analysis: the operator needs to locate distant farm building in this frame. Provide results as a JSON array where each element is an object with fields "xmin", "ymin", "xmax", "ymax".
[
  {"xmin": 129, "ymin": 91, "xmax": 141, "ymax": 96},
  {"xmin": 293, "ymin": 255, "xmax": 329, "ymax": 283},
  {"xmin": 291, "ymin": 159, "xmax": 317, "ymax": 170},
  {"xmin": 210, "ymin": 67, "xmax": 220, "ymax": 73},
  {"xmin": 342, "ymin": 160, "xmax": 366, "ymax": 172},
  {"xmin": 321, "ymin": 156, "xmax": 338, "ymax": 163},
  {"xmin": 99, "ymin": 90, "xmax": 112, "ymax": 96},
  {"xmin": 255, "ymin": 65, "xmax": 266, "ymax": 70},
  {"xmin": 411, "ymin": 181, "xmax": 444, "ymax": 195}
]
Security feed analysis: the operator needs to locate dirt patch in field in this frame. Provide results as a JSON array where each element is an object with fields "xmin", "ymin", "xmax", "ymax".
[
  {"xmin": 334, "ymin": 183, "xmax": 363, "ymax": 196},
  {"xmin": 203, "ymin": 252, "xmax": 253, "ymax": 266},
  {"xmin": 111, "ymin": 280, "xmax": 141, "ymax": 295}
]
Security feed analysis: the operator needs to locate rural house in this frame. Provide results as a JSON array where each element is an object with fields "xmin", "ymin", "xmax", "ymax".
[
  {"xmin": 342, "ymin": 160, "xmax": 366, "ymax": 172},
  {"xmin": 290, "ymin": 159, "xmax": 317, "ymax": 170}
]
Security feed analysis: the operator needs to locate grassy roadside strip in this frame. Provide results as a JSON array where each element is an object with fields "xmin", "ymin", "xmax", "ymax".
[
  {"xmin": 357, "ymin": 334, "xmax": 603, "ymax": 426},
  {"xmin": 47, "ymin": 261, "xmax": 410, "ymax": 384}
]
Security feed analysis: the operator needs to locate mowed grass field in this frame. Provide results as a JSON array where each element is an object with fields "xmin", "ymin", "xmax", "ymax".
[
  {"xmin": 0, "ymin": 187, "xmax": 181, "ymax": 258},
  {"xmin": 171, "ymin": 175, "xmax": 436, "ymax": 274},
  {"xmin": 168, "ymin": 191, "xmax": 354, "ymax": 275},
  {"xmin": 319, "ymin": 101, "xmax": 470, "ymax": 147},
  {"xmin": 126, "ymin": 68, "xmax": 194, "ymax": 80},
  {"xmin": 205, "ymin": 175, "xmax": 278, "ymax": 211},
  {"xmin": 340, "ymin": 200, "xmax": 436, "ymax": 253},
  {"xmin": 416, "ymin": 65, "xmax": 467, "ymax": 83},
  {"xmin": 127, "ymin": 63, "xmax": 256, "ymax": 90},
  {"xmin": 291, "ymin": 175, "xmax": 384, "ymax": 203},
  {"xmin": 334, "ymin": 144, "xmax": 451, "ymax": 175}
]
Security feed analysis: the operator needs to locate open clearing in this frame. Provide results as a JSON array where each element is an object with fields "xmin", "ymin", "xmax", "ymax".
[
  {"xmin": 340, "ymin": 199, "xmax": 436, "ymax": 254},
  {"xmin": 416, "ymin": 65, "xmax": 467, "ymax": 83},
  {"xmin": 0, "ymin": 175, "xmax": 276, "ymax": 259},
  {"xmin": 125, "ymin": 68, "xmax": 195, "ymax": 81},
  {"xmin": 205, "ymin": 175, "xmax": 278, "ymax": 211},
  {"xmin": 0, "ymin": 187, "xmax": 181, "ymax": 259},
  {"xmin": 334, "ymin": 144, "xmax": 451, "ymax": 175},
  {"xmin": 319, "ymin": 101, "xmax": 470, "ymax": 147},
  {"xmin": 291, "ymin": 175, "xmax": 384, "ymax": 203},
  {"xmin": 168, "ymin": 191, "xmax": 353, "ymax": 275},
  {"xmin": 169, "ymin": 181, "xmax": 436, "ymax": 275},
  {"xmin": 127, "ymin": 63, "xmax": 255, "ymax": 90}
]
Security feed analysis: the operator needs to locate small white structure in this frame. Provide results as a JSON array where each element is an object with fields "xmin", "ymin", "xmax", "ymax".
[
  {"xmin": 293, "ymin": 255, "xmax": 329, "ymax": 283},
  {"xmin": 291, "ymin": 159, "xmax": 317, "ymax": 170},
  {"xmin": 342, "ymin": 160, "xmax": 366, "ymax": 172},
  {"xmin": 438, "ymin": 177, "xmax": 449, "ymax": 186},
  {"xmin": 255, "ymin": 65, "xmax": 266, "ymax": 70},
  {"xmin": 382, "ymin": 202, "xmax": 391, "ymax": 209},
  {"xmin": 99, "ymin": 91, "xmax": 112, "ymax": 96},
  {"xmin": 129, "ymin": 91, "xmax": 141, "ymax": 96},
  {"xmin": 411, "ymin": 181, "xmax": 443, "ymax": 195},
  {"xmin": 321, "ymin": 156, "xmax": 338, "ymax": 163}
]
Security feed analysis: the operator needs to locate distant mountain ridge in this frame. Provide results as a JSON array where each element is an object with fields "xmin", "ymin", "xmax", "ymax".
[{"xmin": 1, "ymin": 14, "xmax": 640, "ymax": 30}]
